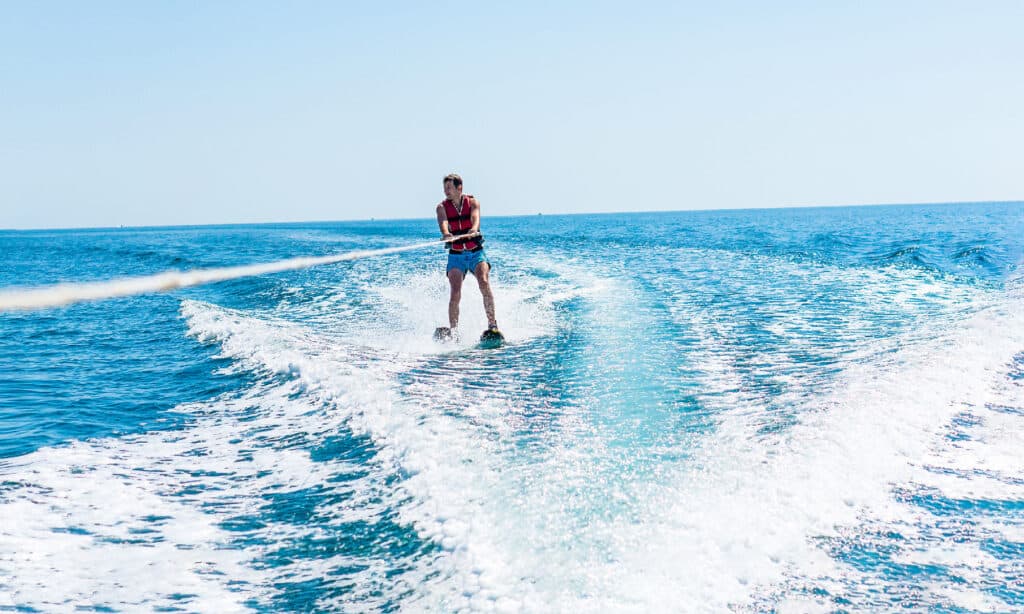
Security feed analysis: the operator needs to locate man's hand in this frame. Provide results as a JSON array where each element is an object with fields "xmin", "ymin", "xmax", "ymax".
[{"xmin": 442, "ymin": 233, "xmax": 454, "ymax": 246}]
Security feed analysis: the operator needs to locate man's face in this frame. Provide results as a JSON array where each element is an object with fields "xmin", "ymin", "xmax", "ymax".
[{"xmin": 444, "ymin": 180, "xmax": 462, "ymax": 201}]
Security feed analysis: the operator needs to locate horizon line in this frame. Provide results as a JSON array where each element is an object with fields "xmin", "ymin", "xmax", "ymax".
[{"xmin": 3, "ymin": 198, "xmax": 1021, "ymax": 233}]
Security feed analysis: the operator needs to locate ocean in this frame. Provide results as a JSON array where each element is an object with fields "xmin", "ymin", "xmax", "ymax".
[{"xmin": 1, "ymin": 202, "xmax": 1022, "ymax": 612}]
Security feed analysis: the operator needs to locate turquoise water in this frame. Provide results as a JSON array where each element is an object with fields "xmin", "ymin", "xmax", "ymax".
[{"xmin": 1, "ymin": 203, "xmax": 1023, "ymax": 611}]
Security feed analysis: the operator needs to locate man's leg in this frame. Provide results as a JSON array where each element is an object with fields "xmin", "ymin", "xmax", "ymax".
[
  {"xmin": 447, "ymin": 268, "xmax": 464, "ymax": 329},
  {"xmin": 473, "ymin": 261, "xmax": 497, "ymax": 329}
]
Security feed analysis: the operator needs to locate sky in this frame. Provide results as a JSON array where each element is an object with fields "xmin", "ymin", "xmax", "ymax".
[{"xmin": 1, "ymin": 1, "xmax": 1022, "ymax": 229}]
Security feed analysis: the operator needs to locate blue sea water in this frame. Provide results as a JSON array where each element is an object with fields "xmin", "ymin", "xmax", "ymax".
[{"xmin": 1, "ymin": 202, "xmax": 1023, "ymax": 612}]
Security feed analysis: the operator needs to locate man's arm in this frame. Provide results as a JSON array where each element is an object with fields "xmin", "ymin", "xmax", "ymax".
[
  {"xmin": 468, "ymin": 197, "xmax": 481, "ymax": 234},
  {"xmin": 436, "ymin": 204, "xmax": 452, "ymax": 239}
]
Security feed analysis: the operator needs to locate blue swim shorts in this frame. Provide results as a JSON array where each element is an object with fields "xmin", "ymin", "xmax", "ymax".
[{"xmin": 446, "ymin": 248, "xmax": 490, "ymax": 275}]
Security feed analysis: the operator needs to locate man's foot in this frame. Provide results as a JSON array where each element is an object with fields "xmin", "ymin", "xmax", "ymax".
[
  {"xmin": 433, "ymin": 326, "xmax": 456, "ymax": 342},
  {"xmin": 479, "ymin": 325, "xmax": 504, "ymax": 347}
]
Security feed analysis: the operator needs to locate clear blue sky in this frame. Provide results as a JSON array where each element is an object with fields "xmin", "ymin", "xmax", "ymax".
[{"xmin": 2, "ymin": 1, "xmax": 1021, "ymax": 229}]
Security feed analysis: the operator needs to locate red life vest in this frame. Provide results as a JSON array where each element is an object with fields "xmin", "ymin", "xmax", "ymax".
[{"xmin": 441, "ymin": 195, "xmax": 483, "ymax": 251}]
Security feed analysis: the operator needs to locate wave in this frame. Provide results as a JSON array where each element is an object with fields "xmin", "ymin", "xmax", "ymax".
[
  {"xmin": 951, "ymin": 242, "xmax": 1006, "ymax": 276},
  {"xmin": 2, "ymin": 249, "xmax": 1021, "ymax": 611},
  {"xmin": 870, "ymin": 243, "xmax": 936, "ymax": 269}
]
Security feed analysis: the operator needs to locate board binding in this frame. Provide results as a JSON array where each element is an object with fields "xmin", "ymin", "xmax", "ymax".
[{"xmin": 478, "ymin": 327, "xmax": 505, "ymax": 348}]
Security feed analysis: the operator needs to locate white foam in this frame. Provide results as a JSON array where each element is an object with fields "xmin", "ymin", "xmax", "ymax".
[
  {"xmin": 0, "ymin": 426, "xmax": 270, "ymax": 610},
  {"xmin": 401, "ymin": 253, "xmax": 1024, "ymax": 611},
  {"xmin": 171, "ymin": 259, "xmax": 615, "ymax": 610},
  {"xmin": 527, "ymin": 249, "xmax": 1024, "ymax": 610},
  {"xmin": 3, "ymin": 248, "xmax": 1021, "ymax": 612}
]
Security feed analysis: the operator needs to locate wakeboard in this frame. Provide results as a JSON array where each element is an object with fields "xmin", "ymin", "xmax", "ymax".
[
  {"xmin": 433, "ymin": 327, "xmax": 457, "ymax": 342},
  {"xmin": 478, "ymin": 327, "xmax": 505, "ymax": 349}
]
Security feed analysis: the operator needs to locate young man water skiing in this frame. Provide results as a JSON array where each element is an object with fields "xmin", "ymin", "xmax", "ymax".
[{"xmin": 435, "ymin": 173, "xmax": 502, "ymax": 343}]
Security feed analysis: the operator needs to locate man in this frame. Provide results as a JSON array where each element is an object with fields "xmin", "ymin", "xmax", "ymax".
[{"xmin": 435, "ymin": 173, "xmax": 500, "ymax": 339}]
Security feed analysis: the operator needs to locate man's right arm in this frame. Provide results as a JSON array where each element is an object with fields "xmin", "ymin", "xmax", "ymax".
[{"xmin": 436, "ymin": 205, "xmax": 453, "ymax": 240}]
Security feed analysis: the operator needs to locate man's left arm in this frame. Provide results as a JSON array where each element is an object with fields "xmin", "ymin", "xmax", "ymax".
[{"xmin": 468, "ymin": 197, "xmax": 481, "ymax": 234}]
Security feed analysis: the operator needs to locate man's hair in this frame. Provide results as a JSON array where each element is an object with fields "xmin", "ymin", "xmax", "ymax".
[{"xmin": 443, "ymin": 173, "xmax": 463, "ymax": 189}]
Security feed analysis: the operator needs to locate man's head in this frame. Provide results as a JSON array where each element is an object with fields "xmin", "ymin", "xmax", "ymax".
[{"xmin": 443, "ymin": 173, "xmax": 463, "ymax": 201}]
